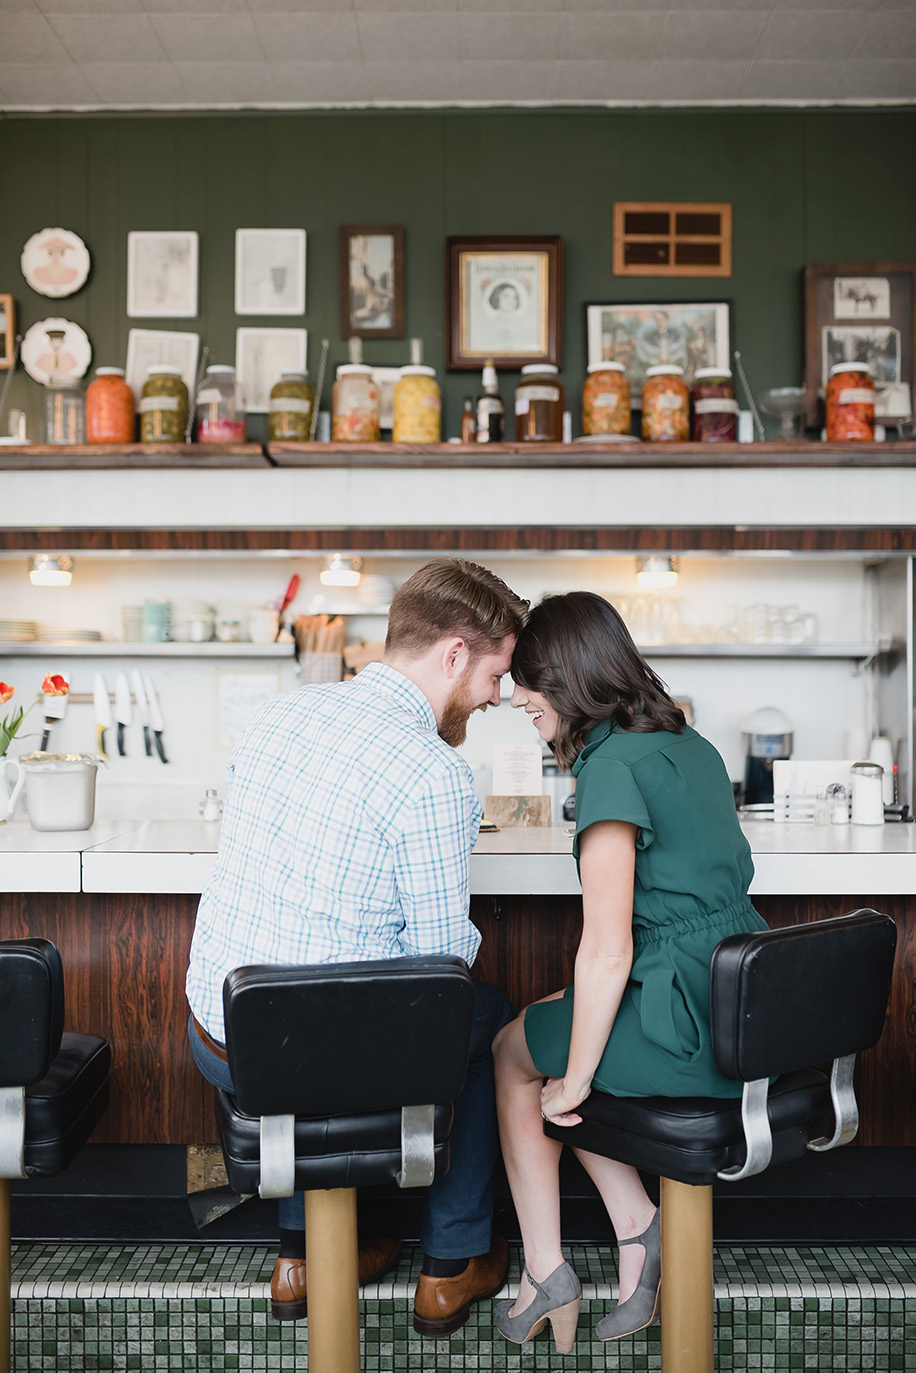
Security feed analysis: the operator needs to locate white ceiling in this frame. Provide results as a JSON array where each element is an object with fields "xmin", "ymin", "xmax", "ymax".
[{"xmin": 0, "ymin": 0, "xmax": 914, "ymax": 111}]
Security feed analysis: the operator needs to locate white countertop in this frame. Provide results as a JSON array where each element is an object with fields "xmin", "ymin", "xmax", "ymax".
[{"xmin": 3, "ymin": 817, "xmax": 916, "ymax": 897}]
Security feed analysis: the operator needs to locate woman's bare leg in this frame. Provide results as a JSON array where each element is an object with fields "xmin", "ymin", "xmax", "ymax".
[{"xmin": 572, "ymin": 1148, "xmax": 656, "ymax": 1302}]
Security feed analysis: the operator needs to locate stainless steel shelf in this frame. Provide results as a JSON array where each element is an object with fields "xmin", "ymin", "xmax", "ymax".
[{"xmin": 0, "ymin": 642, "xmax": 297, "ymax": 658}]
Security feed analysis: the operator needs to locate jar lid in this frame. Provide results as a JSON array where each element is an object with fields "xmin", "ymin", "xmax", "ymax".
[
  {"xmin": 830, "ymin": 362, "xmax": 873, "ymax": 377},
  {"xmin": 693, "ymin": 367, "xmax": 732, "ymax": 380},
  {"xmin": 145, "ymin": 364, "xmax": 182, "ymax": 376},
  {"xmin": 281, "ymin": 370, "xmax": 309, "ymax": 380},
  {"xmin": 520, "ymin": 364, "xmax": 558, "ymax": 375},
  {"xmin": 645, "ymin": 365, "xmax": 684, "ymax": 378},
  {"xmin": 399, "ymin": 365, "xmax": 436, "ymax": 378},
  {"xmin": 95, "ymin": 367, "xmax": 125, "ymax": 377},
  {"xmin": 336, "ymin": 364, "xmax": 372, "ymax": 376},
  {"xmin": 206, "ymin": 364, "xmax": 235, "ymax": 374},
  {"xmin": 851, "ymin": 760, "xmax": 883, "ymax": 774},
  {"xmin": 587, "ymin": 362, "xmax": 625, "ymax": 374}
]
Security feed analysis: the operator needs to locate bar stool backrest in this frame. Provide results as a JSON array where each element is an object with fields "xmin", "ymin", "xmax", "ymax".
[
  {"xmin": 0, "ymin": 938, "xmax": 64, "ymax": 1088},
  {"xmin": 223, "ymin": 954, "xmax": 475, "ymax": 1118}
]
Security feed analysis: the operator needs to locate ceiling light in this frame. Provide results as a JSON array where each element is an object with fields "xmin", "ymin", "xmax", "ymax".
[
  {"xmin": 320, "ymin": 554, "xmax": 362, "ymax": 588},
  {"xmin": 636, "ymin": 555, "xmax": 678, "ymax": 589},
  {"xmin": 29, "ymin": 555, "xmax": 73, "ymax": 587}
]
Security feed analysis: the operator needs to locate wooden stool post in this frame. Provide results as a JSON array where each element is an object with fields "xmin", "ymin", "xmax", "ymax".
[
  {"xmin": 0, "ymin": 1177, "xmax": 10, "ymax": 1373},
  {"xmin": 304, "ymin": 1186, "xmax": 360, "ymax": 1373},
  {"xmin": 660, "ymin": 1176, "xmax": 714, "ymax": 1373}
]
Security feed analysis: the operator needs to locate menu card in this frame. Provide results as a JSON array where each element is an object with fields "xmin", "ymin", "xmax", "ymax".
[{"xmin": 492, "ymin": 744, "xmax": 543, "ymax": 797}]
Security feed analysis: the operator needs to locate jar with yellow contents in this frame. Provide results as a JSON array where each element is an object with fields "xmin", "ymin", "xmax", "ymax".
[{"xmin": 392, "ymin": 365, "xmax": 441, "ymax": 443}]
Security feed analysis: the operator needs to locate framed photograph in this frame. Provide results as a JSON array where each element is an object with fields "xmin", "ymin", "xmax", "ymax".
[
  {"xmin": 236, "ymin": 327, "xmax": 307, "ymax": 413},
  {"xmin": 805, "ymin": 262, "xmax": 916, "ymax": 424},
  {"xmin": 445, "ymin": 235, "xmax": 562, "ymax": 370},
  {"xmin": 339, "ymin": 225, "xmax": 405, "ymax": 339},
  {"xmin": 127, "ymin": 230, "xmax": 199, "ymax": 318},
  {"xmin": 0, "ymin": 295, "xmax": 15, "ymax": 371},
  {"xmin": 125, "ymin": 328, "xmax": 200, "ymax": 402},
  {"xmin": 235, "ymin": 229, "xmax": 306, "ymax": 317},
  {"xmin": 586, "ymin": 300, "xmax": 732, "ymax": 403}
]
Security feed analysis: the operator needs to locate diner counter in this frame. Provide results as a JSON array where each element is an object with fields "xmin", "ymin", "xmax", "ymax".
[{"xmin": 3, "ymin": 817, "xmax": 916, "ymax": 896}]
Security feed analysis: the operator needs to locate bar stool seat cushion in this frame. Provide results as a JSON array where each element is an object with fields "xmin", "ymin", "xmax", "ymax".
[{"xmin": 22, "ymin": 1031, "xmax": 111, "ymax": 1176}]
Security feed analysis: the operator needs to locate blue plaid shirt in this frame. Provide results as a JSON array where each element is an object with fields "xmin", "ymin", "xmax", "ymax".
[{"xmin": 186, "ymin": 661, "xmax": 483, "ymax": 1039}]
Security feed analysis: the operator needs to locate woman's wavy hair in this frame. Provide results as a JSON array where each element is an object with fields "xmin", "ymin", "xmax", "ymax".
[{"xmin": 511, "ymin": 591, "xmax": 686, "ymax": 770}]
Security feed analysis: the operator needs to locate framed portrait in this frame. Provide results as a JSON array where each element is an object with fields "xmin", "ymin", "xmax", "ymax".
[
  {"xmin": 235, "ymin": 228, "xmax": 306, "ymax": 317},
  {"xmin": 0, "ymin": 295, "xmax": 15, "ymax": 371},
  {"xmin": 20, "ymin": 227, "xmax": 90, "ymax": 299},
  {"xmin": 127, "ymin": 230, "xmax": 199, "ymax": 319},
  {"xmin": 585, "ymin": 299, "xmax": 732, "ymax": 403},
  {"xmin": 339, "ymin": 225, "xmax": 405, "ymax": 339},
  {"xmin": 445, "ymin": 235, "xmax": 562, "ymax": 370},
  {"xmin": 235, "ymin": 327, "xmax": 307, "ymax": 413},
  {"xmin": 804, "ymin": 262, "xmax": 915, "ymax": 425},
  {"xmin": 125, "ymin": 328, "xmax": 200, "ymax": 402}
]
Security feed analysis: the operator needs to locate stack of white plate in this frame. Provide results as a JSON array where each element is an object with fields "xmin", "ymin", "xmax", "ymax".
[
  {"xmin": 0, "ymin": 619, "xmax": 38, "ymax": 641},
  {"xmin": 37, "ymin": 627, "xmax": 103, "ymax": 642}
]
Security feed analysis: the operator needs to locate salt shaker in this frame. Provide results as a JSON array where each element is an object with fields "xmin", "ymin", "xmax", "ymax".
[
  {"xmin": 199, "ymin": 788, "xmax": 223, "ymax": 822},
  {"xmin": 826, "ymin": 782, "xmax": 849, "ymax": 825},
  {"xmin": 850, "ymin": 761, "xmax": 884, "ymax": 826}
]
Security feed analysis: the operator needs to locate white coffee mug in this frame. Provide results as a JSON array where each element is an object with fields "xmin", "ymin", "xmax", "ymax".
[{"xmin": 0, "ymin": 757, "xmax": 25, "ymax": 823}]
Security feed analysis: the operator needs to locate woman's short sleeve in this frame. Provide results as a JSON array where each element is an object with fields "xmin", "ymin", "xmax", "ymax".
[{"xmin": 573, "ymin": 757, "xmax": 654, "ymax": 860}]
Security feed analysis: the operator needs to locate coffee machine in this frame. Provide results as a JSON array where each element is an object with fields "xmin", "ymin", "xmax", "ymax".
[{"xmin": 742, "ymin": 706, "xmax": 793, "ymax": 806}]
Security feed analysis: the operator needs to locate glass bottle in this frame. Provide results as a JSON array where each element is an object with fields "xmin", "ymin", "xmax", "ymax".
[
  {"xmin": 460, "ymin": 397, "xmax": 476, "ymax": 444},
  {"xmin": 476, "ymin": 359, "xmax": 505, "ymax": 443}
]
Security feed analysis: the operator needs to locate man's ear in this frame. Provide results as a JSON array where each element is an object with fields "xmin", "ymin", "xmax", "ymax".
[{"xmin": 440, "ymin": 637, "xmax": 469, "ymax": 679}]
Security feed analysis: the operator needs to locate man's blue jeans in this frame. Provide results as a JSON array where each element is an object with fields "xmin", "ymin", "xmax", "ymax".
[{"xmin": 188, "ymin": 978, "xmax": 513, "ymax": 1259}]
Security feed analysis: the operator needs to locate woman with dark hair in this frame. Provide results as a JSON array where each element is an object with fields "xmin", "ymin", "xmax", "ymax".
[{"xmin": 492, "ymin": 591, "xmax": 767, "ymax": 1351}]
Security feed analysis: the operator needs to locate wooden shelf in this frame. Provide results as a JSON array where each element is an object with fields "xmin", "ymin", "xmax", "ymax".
[
  {"xmin": 0, "ymin": 442, "xmax": 269, "ymax": 469},
  {"xmin": 0, "ymin": 641, "xmax": 296, "ymax": 658}
]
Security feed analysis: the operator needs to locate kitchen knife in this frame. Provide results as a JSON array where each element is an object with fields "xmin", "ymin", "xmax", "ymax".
[
  {"xmin": 39, "ymin": 672, "xmax": 70, "ymax": 751},
  {"xmin": 143, "ymin": 673, "xmax": 169, "ymax": 764},
  {"xmin": 131, "ymin": 669, "xmax": 152, "ymax": 757},
  {"xmin": 114, "ymin": 671, "xmax": 132, "ymax": 756},
  {"xmin": 93, "ymin": 672, "xmax": 112, "ymax": 759}
]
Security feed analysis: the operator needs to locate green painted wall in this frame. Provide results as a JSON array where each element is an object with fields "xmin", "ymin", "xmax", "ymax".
[{"xmin": 1, "ymin": 107, "xmax": 914, "ymax": 444}]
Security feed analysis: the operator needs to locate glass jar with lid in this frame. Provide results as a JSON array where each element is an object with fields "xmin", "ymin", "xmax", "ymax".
[
  {"xmin": 196, "ymin": 365, "xmax": 246, "ymax": 443},
  {"xmin": 582, "ymin": 362, "xmax": 631, "ymax": 437},
  {"xmin": 641, "ymin": 365, "xmax": 689, "ymax": 442},
  {"xmin": 331, "ymin": 364, "xmax": 380, "ymax": 443},
  {"xmin": 826, "ymin": 363, "xmax": 875, "ymax": 441},
  {"xmin": 515, "ymin": 364, "xmax": 564, "ymax": 442},
  {"xmin": 43, "ymin": 386, "xmax": 85, "ymax": 444},
  {"xmin": 140, "ymin": 366, "xmax": 189, "ymax": 443},
  {"xmin": 86, "ymin": 367, "xmax": 135, "ymax": 444},
  {"xmin": 690, "ymin": 367, "xmax": 738, "ymax": 443},
  {"xmin": 268, "ymin": 371, "xmax": 315, "ymax": 443},
  {"xmin": 392, "ymin": 365, "xmax": 441, "ymax": 443}
]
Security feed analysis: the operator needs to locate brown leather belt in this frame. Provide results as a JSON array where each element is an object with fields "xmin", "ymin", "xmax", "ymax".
[{"xmin": 192, "ymin": 1014, "xmax": 229, "ymax": 1064}]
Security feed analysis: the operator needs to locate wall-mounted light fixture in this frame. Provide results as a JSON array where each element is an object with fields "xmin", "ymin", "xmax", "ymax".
[
  {"xmin": 320, "ymin": 554, "xmax": 362, "ymax": 588},
  {"xmin": 29, "ymin": 555, "xmax": 74, "ymax": 587},
  {"xmin": 636, "ymin": 555, "xmax": 678, "ymax": 589}
]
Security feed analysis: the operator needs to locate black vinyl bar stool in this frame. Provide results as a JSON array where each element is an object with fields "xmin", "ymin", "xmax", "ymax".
[
  {"xmin": 0, "ymin": 938, "xmax": 111, "ymax": 1373},
  {"xmin": 216, "ymin": 954, "xmax": 475, "ymax": 1373},
  {"xmin": 545, "ymin": 908, "xmax": 897, "ymax": 1373}
]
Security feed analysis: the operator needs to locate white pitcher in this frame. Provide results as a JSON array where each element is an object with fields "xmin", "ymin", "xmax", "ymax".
[{"xmin": 0, "ymin": 757, "xmax": 24, "ymax": 823}]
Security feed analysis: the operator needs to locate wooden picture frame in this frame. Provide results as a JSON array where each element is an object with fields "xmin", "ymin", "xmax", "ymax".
[
  {"xmin": 585, "ymin": 299, "xmax": 732, "ymax": 404},
  {"xmin": 339, "ymin": 225, "xmax": 405, "ymax": 340},
  {"xmin": 804, "ymin": 262, "xmax": 916, "ymax": 427},
  {"xmin": 0, "ymin": 296, "xmax": 15, "ymax": 371},
  {"xmin": 613, "ymin": 202, "xmax": 732, "ymax": 278},
  {"xmin": 445, "ymin": 235, "xmax": 562, "ymax": 371}
]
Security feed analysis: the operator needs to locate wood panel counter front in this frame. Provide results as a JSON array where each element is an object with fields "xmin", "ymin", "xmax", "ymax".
[{"xmin": 1, "ymin": 820, "xmax": 914, "ymax": 1147}]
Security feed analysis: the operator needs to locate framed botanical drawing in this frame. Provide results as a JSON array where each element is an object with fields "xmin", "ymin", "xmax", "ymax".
[
  {"xmin": 127, "ymin": 231, "xmax": 199, "ymax": 318},
  {"xmin": 339, "ymin": 225, "xmax": 405, "ymax": 339},
  {"xmin": 0, "ymin": 296, "xmax": 15, "ymax": 370},
  {"xmin": 445, "ymin": 235, "xmax": 562, "ymax": 370},
  {"xmin": 585, "ymin": 299, "xmax": 732, "ymax": 403},
  {"xmin": 235, "ymin": 229, "xmax": 306, "ymax": 316},
  {"xmin": 804, "ymin": 262, "xmax": 915, "ymax": 426},
  {"xmin": 235, "ymin": 327, "xmax": 307, "ymax": 412}
]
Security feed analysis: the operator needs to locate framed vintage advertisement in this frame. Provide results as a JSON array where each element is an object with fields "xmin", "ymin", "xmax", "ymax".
[
  {"xmin": 804, "ymin": 262, "xmax": 915, "ymax": 425},
  {"xmin": 0, "ymin": 296, "xmax": 15, "ymax": 371},
  {"xmin": 339, "ymin": 225, "xmax": 405, "ymax": 339},
  {"xmin": 127, "ymin": 230, "xmax": 199, "ymax": 319},
  {"xmin": 585, "ymin": 299, "xmax": 732, "ymax": 403},
  {"xmin": 235, "ymin": 228, "xmax": 306, "ymax": 316},
  {"xmin": 445, "ymin": 235, "xmax": 562, "ymax": 370}
]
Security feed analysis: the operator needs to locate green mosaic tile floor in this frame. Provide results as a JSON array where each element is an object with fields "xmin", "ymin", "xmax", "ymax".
[{"xmin": 10, "ymin": 1242, "xmax": 916, "ymax": 1371}]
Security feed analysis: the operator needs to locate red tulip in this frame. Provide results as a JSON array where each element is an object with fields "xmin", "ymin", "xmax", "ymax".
[
  {"xmin": 0, "ymin": 683, "xmax": 13, "ymax": 705},
  {"xmin": 41, "ymin": 673, "xmax": 69, "ymax": 697}
]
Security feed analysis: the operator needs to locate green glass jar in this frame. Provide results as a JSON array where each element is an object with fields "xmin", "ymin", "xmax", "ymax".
[
  {"xmin": 268, "ymin": 371, "xmax": 315, "ymax": 442},
  {"xmin": 139, "ymin": 365, "xmax": 189, "ymax": 443}
]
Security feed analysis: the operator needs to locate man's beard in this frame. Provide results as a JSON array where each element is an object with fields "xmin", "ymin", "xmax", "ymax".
[{"xmin": 438, "ymin": 667, "xmax": 476, "ymax": 748}]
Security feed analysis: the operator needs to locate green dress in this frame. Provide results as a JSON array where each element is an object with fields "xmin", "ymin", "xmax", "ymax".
[{"xmin": 524, "ymin": 721, "xmax": 768, "ymax": 1099}]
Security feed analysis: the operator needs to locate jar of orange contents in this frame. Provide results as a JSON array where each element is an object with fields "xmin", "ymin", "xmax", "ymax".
[
  {"xmin": 86, "ymin": 367, "xmax": 135, "ymax": 444},
  {"xmin": 826, "ymin": 364, "xmax": 875, "ymax": 441},
  {"xmin": 641, "ymin": 365, "xmax": 689, "ymax": 441}
]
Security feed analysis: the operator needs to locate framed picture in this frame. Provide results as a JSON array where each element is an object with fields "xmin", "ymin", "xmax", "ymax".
[
  {"xmin": 804, "ymin": 262, "xmax": 916, "ymax": 425},
  {"xmin": 339, "ymin": 225, "xmax": 405, "ymax": 339},
  {"xmin": 445, "ymin": 235, "xmax": 562, "ymax": 370},
  {"xmin": 585, "ymin": 299, "xmax": 732, "ymax": 403},
  {"xmin": 0, "ymin": 296, "xmax": 15, "ymax": 371},
  {"xmin": 235, "ymin": 229, "xmax": 306, "ymax": 317},
  {"xmin": 125, "ymin": 328, "xmax": 200, "ymax": 402},
  {"xmin": 236, "ymin": 327, "xmax": 307, "ymax": 413},
  {"xmin": 127, "ymin": 230, "xmax": 199, "ymax": 318}
]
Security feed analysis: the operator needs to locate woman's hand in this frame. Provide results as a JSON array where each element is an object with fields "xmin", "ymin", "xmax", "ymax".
[{"xmin": 540, "ymin": 1075, "xmax": 589, "ymax": 1128}]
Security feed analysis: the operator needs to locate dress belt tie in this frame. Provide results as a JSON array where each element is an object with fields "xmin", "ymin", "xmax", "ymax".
[{"xmin": 192, "ymin": 1014, "xmax": 229, "ymax": 1064}]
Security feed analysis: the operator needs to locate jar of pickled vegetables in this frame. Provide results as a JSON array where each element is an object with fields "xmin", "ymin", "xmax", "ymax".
[
  {"xmin": 641, "ymin": 365, "xmax": 689, "ymax": 442},
  {"xmin": 826, "ymin": 363, "xmax": 875, "ymax": 441},
  {"xmin": 196, "ymin": 365, "xmax": 246, "ymax": 443},
  {"xmin": 139, "ymin": 366, "xmax": 189, "ymax": 444},
  {"xmin": 86, "ymin": 367, "xmax": 135, "ymax": 444},
  {"xmin": 392, "ymin": 365, "xmax": 441, "ymax": 443},
  {"xmin": 515, "ymin": 364, "xmax": 564, "ymax": 442},
  {"xmin": 691, "ymin": 367, "xmax": 738, "ymax": 443},
  {"xmin": 582, "ymin": 362, "xmax": 630, "ymax": 437},
  {"xmin": 268, "ymin": 371, "xmax": 315, "ymax": 442},
  {"xmin": 332, "ymin": 364, "xmax": 380, "ymax": 443}
]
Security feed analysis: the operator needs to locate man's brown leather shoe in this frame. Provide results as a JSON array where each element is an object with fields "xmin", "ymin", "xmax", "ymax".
[
  {"xmin": 270, "ymin": 1237, "xmax": 401, "ymax": 1321},
  {"xmin": 413, "ymin": 1235, "xmax": 509, "ymax": 1336}
]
